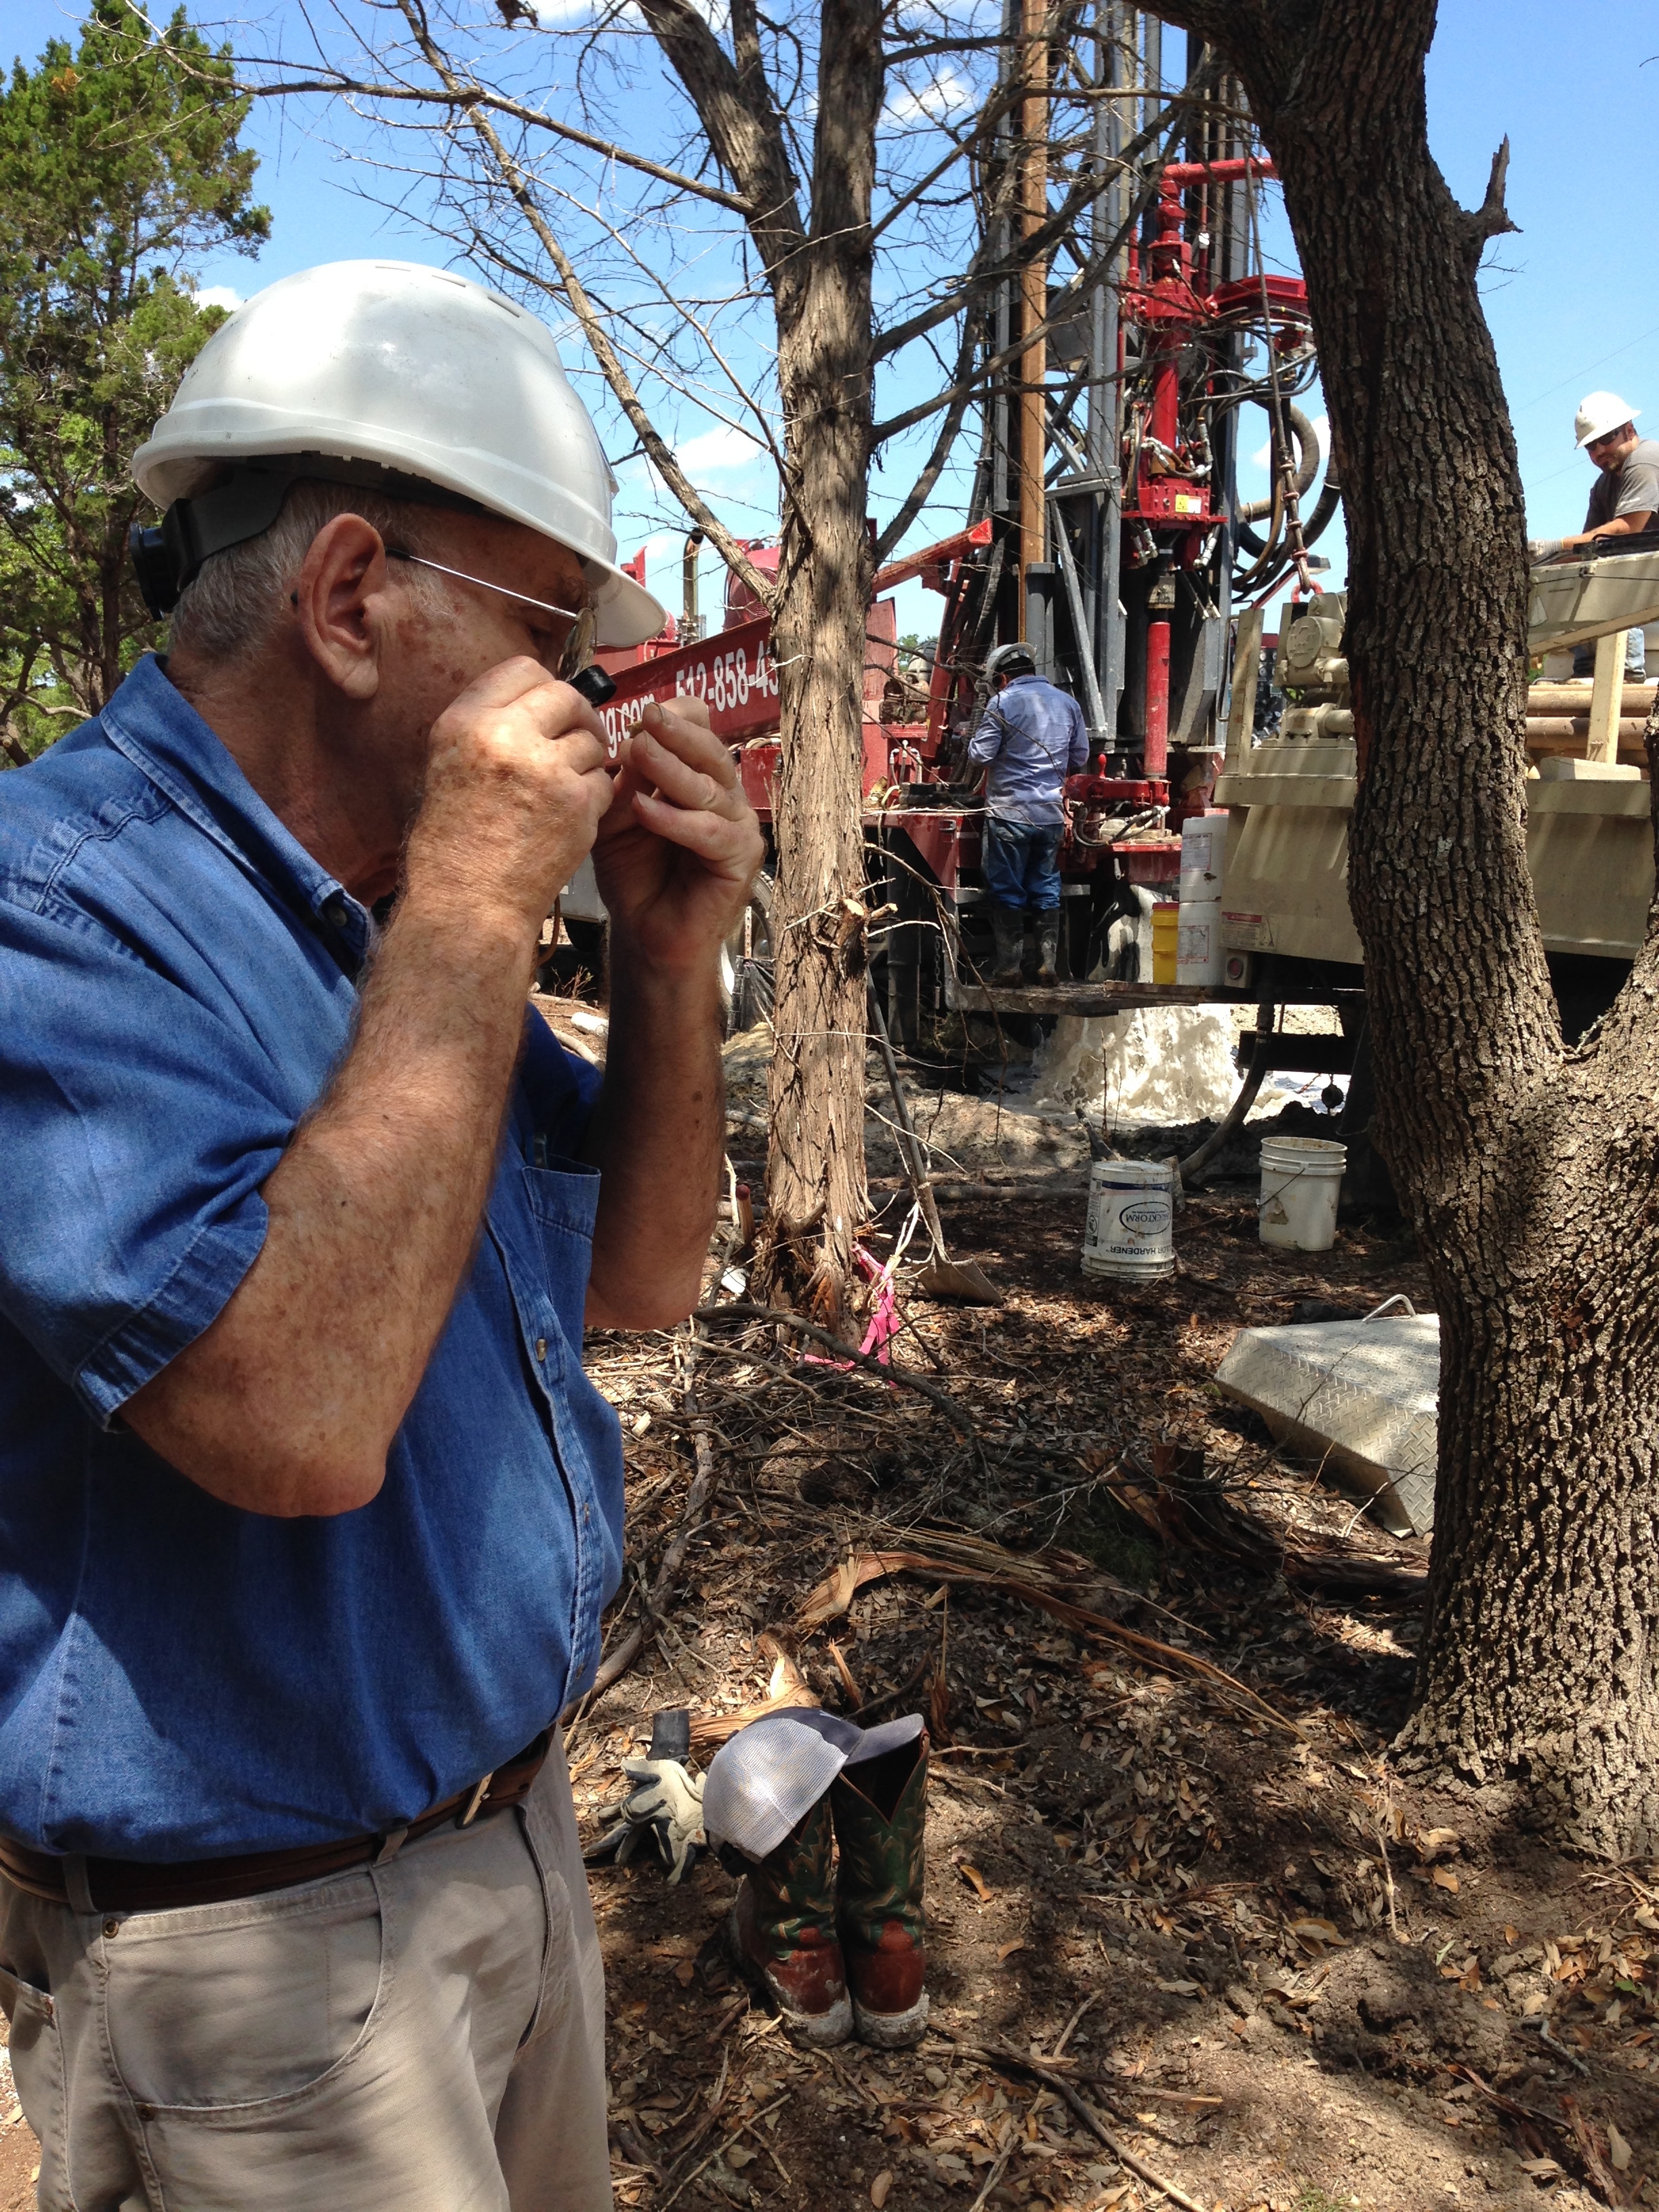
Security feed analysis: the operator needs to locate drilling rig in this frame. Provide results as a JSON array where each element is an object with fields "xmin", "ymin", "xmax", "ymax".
[{"xmin": 868, "ymin": 7, "xmax": 1342, "ymax": 1045}]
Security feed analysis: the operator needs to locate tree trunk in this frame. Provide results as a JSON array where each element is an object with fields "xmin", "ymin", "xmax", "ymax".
[
  {"xmin": 1162, "ymin": 0, "xmax": 1659, "ymax": 1851},
  {"xmin": 633, "ymin": 0, "xmax": 884, "ymax": 1324},
  {"xmin": 758, "ymin": 0, "xmax": 883, "ymax": 1325}
]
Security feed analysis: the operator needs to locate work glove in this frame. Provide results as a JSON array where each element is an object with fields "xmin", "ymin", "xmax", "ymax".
[
  {"xmin": 582, "ymin": 1708, "xmax": 705, "ymax": 1882},
  {"xmin": 617, "ymin": 1757, "xmax": 706, "ymax": 1883},
  {"xmin": 1527, "ymin": 538, "xmax": 1566, "ymax": 563}
]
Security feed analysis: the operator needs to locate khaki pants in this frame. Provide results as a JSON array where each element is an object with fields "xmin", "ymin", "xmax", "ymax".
[{"xmin": 0, "ymin": 1745, "xmax": 613, "ymax": 2212}]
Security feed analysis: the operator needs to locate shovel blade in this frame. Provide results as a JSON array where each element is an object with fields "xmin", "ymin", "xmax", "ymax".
[{"xmin": 913, "ymin": 1257, "xmax": 1003, "ymax": 1307}]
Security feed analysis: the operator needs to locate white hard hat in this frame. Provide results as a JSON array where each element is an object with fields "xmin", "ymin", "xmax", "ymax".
[
  {"xmin": 133, "ymin": 259, "xmax": 665, "ymax": 646},
  {"xmin": 1575, "ymin": 391, "xmax": 1640, "ymax": 450}
]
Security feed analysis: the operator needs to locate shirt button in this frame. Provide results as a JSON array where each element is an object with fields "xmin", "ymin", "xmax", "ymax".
[
  {"xmin": 321, "ymin": 893, "xmax": 348, "ymax": 928},
  {"xmin": 535, "ymin": 1337, "xmax": 547, "ymax": 1362}
]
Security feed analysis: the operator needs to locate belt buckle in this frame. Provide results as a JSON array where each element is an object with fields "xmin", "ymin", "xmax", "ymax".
[{"xmin": 457, "ymin": 1771, "xmax": 493, "ymax": 1828}]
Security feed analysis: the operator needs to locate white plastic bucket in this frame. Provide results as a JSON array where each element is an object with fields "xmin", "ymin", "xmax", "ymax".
[
  {"xmin": 1175, "ymin": 895, "xmax": 1224, "ymax": 987},
  {"xmin": 1083, "ymin": 1158, "xmax": 1175, "ymax": 1281},
  {"xmin": 1179, "ymin": 811, "xmax": 1227, "ymax": 901},
  {"xmin": 1258, "ymin": 1135, "xmax": 1346, "ymax": 1252}
]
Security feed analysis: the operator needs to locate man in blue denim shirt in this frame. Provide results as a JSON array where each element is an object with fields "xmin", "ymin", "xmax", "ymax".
[
  {"xmin": 967, "ymin": 646, "xmax": 1090, "ymax": 985},
  {"xmin": 0, "ymin": 262, "xmax": 762, "ymax": 2210}
]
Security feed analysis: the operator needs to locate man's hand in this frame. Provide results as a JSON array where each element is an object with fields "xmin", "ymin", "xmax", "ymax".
[
  {"xmin": 594, "ymin": 698, "xmax": 764, "ymax": 972},
  {"xmin": 406, "ymin": 657, "xmax": 613, "ymax": 935}
]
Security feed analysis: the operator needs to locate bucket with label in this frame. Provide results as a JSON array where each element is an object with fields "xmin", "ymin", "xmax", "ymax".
[
  {"xmin": 1179, "ymin": 811, "xmax": 1227, "ymax": 901},
  {"xmin": 1082, "ymin": 1158, "xmax": 1175, "ymax": 1281},
  {"xmin": 1258, "ymin": 1134, "xmax": 1346, "ymax": 1252},
  {"xmin": 1175, "ymin": 896, "xmax": 1224, "ymax": 987}
]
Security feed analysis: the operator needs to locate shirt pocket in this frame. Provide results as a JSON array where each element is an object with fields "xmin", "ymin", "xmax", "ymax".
[
  {"xmin": 0, "ymin": 1964, "xmax": 71, "ymax": 2212},
  {"xmin": 520, "ymin": 1159, "xmax": 601, "ymax": 1363}
]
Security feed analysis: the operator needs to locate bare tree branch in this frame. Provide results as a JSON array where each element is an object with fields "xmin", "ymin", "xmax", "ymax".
[
  {"xmin": 872, "ymin": 310, "xmax": 980, "ymax": 560},
  {"xmin": 390, "ymin": 0, "xmax": 777, "ymax": 606},
  {"xmin": 1456, "ymin": 136, "xmax": 1519, "ymax": 270},
  {"xmin": 463, "ymin": 162, "xmax": 789, "ymax": 477},
  {"xmin": 243, "ymin": 64, "xmax": 756, "ymax": 213},
  {"xmin": 868, "ymin": 78, "xmax": 1017, "ymax": 244},
  {"xmin": 870, "ymin": 142, "xmax": 1167, "ymax": 448},
  {"xmin": 631, "ymin": 0, "xmax": 808, "ymax": 304},
  {"xmin": 870, "ymin": 53, "xmax": 1216, "ymax": 363}
]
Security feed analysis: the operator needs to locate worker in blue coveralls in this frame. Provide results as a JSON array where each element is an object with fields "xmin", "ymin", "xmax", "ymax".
[
  {"xmin": 968, "ymin": 643, "xmax": 1090, "ymax": 985},
  {"xmin": 0, "ymin": 260, "xmax": 763, "ymax": 2212}
]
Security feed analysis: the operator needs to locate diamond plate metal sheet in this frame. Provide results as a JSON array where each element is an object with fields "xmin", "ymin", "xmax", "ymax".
[{"xmin": 1215, "ymin": 1313, "xmax": 1439, "ymax": 1533}]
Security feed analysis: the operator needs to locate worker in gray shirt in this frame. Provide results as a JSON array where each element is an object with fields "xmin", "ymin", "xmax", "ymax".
[
  {"xmin": 1529, "ymin": 392, "xmax": 1658, "ymax": 677},
  {"xmin": 968, "ymin": 644, "xmax": 1089, "ymax": 985}
]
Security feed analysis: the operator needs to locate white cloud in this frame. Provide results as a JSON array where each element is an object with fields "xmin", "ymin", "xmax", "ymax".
[
  {"xmin": 883, "ymin": 68, "xmax": 972, "ymax": 127},
  {"xmin": 638, "ymin": 530, "xmax": 682, "ymax": 560},
  {"xmin": 674, "ymin": 424, "xmax": 764, "ymax": 477},
  {"xmin": 193, "ymin": 285, "xmax": 243, "ymax": 313},
  {"xmin": 1248, "ymin": 411, "xmax": 1328, "ymax": 473},
  {"xmin": 531, "ymin": 0, "xmax": 708, "ymax": 22}
]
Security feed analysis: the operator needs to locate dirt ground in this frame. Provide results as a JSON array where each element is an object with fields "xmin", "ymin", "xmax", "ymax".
[
  {"xmin": 5, "ymin": 1090, "xmax": 1656, "ymax": 2212},
  {"xmin": 556, "ymin": 1177, "xmax": 1658, "ymax": 2212}
]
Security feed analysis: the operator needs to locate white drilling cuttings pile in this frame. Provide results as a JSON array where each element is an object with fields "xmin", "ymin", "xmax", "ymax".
[
  {"xmin": 1030, "ymin": 1007, "xmax": 1248, "ymax": 1126},
  {"xmin": 1214, "ymin": 1307, "xmax": 1440, "ymax": 1535}
]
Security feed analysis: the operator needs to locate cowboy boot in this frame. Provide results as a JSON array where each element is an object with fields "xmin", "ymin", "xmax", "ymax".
[
  {"xmin": 1035, "ymin": 912, "xmax": 1061, "ymax": 985},
  {"xmin": 727, "ymin": 1793, "xmax": 852, "ymax": 2046},
  {"xmin": 830, "ymin": 1732, "xmax": 930, "ymax": 2048},
  {"xmin": 989, "ymin": 905, "xmax": 1025, "ymax": 987}
]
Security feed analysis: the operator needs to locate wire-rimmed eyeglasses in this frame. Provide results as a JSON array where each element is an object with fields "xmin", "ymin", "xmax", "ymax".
[{"xmin": 385, "ymin": 546, "xmax": 585, "ymax": 626}]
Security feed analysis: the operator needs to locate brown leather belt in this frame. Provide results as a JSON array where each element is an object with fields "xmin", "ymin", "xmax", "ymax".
[{"xmin": 0, "ymin": 1731, "xmax": 552, "ymax": 1917}]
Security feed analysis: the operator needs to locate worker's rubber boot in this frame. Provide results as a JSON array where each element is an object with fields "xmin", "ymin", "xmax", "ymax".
[
  {"xmin": 989, "ymin": 905, "xmax": 1025, "ymax": 986},
  {"xmin": 1035, "ymin": 912, "xmax": 1061, "ymax": 986},
  {"xmin": 728, "ymin": 1794, "xmax": 852, "ymax": 2047},
  {"xmin": 831, "ymin": 1732, "xmax": 930, "ymax": 2048}
]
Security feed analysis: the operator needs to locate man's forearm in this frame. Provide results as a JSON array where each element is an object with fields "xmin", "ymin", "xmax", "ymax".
[
  {"xmin": 584, "ymin": 939, "xmax": 725, "ymax": 1331},
  {"xmin": 126, "ymin": 890, "xmax": 536, "ymax": 1515},
  {"xmin": 1565, "ymin": 512, "xmax": 1655, "ymax": 550}
]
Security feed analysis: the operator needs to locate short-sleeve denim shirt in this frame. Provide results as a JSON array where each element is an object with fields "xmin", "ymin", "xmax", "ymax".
[{"xmin": 0, "ymin": 656, "xmax": 625, "ymax": 1860}]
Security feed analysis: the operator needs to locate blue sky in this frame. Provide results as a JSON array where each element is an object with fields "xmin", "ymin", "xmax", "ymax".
[{"xmin": 9, "ymin": 0, "xmax": 1656, "ymax": 637}]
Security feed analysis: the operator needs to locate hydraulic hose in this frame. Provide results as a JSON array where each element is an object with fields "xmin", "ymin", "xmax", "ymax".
[
  {"xmin": 1235, "ymin": 402, "xmax": 1321, "ymax": 526},
  {"xmin": 1238, "ymin": 468, "xmax": 1342, "ymax": 562}
]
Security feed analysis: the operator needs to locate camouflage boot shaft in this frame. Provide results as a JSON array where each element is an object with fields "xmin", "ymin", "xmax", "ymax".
[
  {"xmin": 728, "ymin": 1791, "xmax": 851, "ymax": 2046},
  {"xmin": 831, "ymin": 1731, "xmax": 929, "ymax": 2047}
]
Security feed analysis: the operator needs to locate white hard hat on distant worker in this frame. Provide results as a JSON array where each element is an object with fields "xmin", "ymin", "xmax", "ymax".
[
  {"xmin": 131, "ymin": 259, "xmax": 665, "ymax": 645},
  {"xmin": 1575, "ymin": 392, "xmax": 1641, "ymax": 450}
]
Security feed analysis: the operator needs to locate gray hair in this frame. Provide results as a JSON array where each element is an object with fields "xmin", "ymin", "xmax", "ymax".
[{"xmin": 167, "ymin": 477, "xmax": 447, "ymax": 665}]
